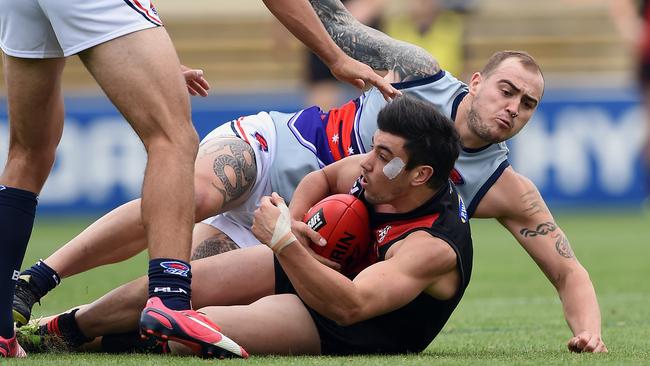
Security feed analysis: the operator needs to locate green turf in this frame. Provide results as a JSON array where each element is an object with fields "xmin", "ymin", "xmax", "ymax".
[{"xmin": 4, "ymin": 210, "xmax": 649, "ymax": 364}]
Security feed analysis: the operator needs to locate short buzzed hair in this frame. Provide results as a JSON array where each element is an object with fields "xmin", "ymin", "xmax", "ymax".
[{"xmin": 481, "ymin": 50, "xmax": 543, "ymax": 80}]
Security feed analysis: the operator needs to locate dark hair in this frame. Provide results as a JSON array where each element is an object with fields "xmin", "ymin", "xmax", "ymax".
[
  {"xmin": 481, "ymin": 50, "xmax": 544, "ymax": 80},
  {"xmin": 377, "ymin": 95, "xmax": 460, "ymax": 189}
]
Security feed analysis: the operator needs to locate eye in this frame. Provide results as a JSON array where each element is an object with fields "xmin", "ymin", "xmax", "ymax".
[
  {"xmin": 375, "ymin": 150, "xmax": 387, "ymax": 162},
  {"xmin": 502, "ymin": 89, "xmax": 512, "ymax": 97}
]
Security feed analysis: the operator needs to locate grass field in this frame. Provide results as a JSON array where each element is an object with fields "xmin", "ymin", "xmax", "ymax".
[{"xmin": 4, "ymin": 210, "xmax": 650, "ymax": 365}]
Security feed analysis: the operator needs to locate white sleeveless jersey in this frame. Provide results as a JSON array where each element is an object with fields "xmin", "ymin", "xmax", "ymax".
[{"xmin": 270, "ymin": 70, "xmax": 510, "ymax": 217}]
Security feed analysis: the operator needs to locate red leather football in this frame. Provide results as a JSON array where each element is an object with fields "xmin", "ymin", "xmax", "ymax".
[{"xmin": 303, "ymin": 194, "xmax": 371, "ymax": 274}]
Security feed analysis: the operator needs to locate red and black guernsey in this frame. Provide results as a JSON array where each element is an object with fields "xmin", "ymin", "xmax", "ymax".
[{"xmin": 277, "ymin": 178, "xmax": 473, "ymax": 355}]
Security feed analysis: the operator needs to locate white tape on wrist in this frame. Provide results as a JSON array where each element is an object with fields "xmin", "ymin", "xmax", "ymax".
[{"xmin": 268, "ymin": 201, "xmax": 297, "ymax": 253}]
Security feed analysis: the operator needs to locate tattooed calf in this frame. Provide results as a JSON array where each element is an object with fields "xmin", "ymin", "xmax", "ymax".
[{"xmin": 191, "ymin": 231, "xmax": 240, "ymax": 260}]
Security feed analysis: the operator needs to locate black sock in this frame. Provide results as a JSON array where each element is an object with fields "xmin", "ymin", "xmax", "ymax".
[
  {"xmin": 101, "ymin": 331, "xmax": 167, "ymax": 354},
  {"xmin": 42, "ymin": 309, "xmax": 92, "ymax": 348},
  {"xmin": 22, "ymin": 260, "xmax": 61, "ymax": 299},
  {"xmin": 147, "ymin": 258, "xmax": 192, "ymax": 310},
  {"xmin": 0, "ymin": 186, "xmax": 37, "ymax": 338}
]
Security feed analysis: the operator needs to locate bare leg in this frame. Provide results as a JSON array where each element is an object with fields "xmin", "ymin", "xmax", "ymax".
[
  {"xmin": 78, "ymin": 27, "xmax": 197, "ymax": 262},
  {"xmin": 190, "ymin": 224, "xmax": 240, "ymax": 260},
  {"xmin": 42, "ymin": 136, "xmax": 256, "ymax": 278},
  {"xmin": 193, "ymin": 294, "xmax": 321, "ymax": 355},
  {"xmin": 74, "ymin": 246, "xmax": 275, "ymax": 337},
  {"xmin": 0, "ymin": 55, "xmax": 66, "ymax": 337},
  {"xmin": 0, "ymin": 55, "xmax": 66, "ymax": 192}
]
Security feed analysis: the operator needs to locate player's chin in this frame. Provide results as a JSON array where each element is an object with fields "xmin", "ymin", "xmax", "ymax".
[{"xmin": 362, "ymin": 191, "xmax": 380, "ymax": 205}]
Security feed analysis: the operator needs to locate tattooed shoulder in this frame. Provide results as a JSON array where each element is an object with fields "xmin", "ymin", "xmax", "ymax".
[{"xmin": 201, "ymin": 137, "xmax": 257, "ymax": 205}]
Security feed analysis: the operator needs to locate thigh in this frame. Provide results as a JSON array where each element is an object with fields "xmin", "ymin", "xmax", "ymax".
[
  {"xmin": 191, "ymin": 224, "xmax": 240, "ymax": 260},
  {"xmin": 191, "ymin": 245, "xmax": 276, "ymax": 308},
  {"xmin": 198, "ymin": 294, "xmax": 321, "ymax": 355},
  {"xmin": 77, "ymin": 27, "xmax": 191, "ymax": 142}
]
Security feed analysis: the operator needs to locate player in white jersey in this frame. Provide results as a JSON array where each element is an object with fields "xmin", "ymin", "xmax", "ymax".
[
  {"xmin": 0, "ymin": 0, "xmax": 399, "ymax": 358},
  {"xmin": 12, "ymin": 0, "xmax": 605, "ymax": 354}
]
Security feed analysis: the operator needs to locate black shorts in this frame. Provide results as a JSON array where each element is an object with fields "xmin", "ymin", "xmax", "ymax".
[{"xmin": 273, "ymin": 257, "xmax": 427, "ymax": 355}]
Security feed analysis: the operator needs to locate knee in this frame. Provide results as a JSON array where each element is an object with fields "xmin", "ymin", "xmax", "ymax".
[
  {"xmin": 193, "ymin": 174, "xmax": 221, "ymax": 221},
  {"xmin": 145, "ymin": 122, "xmax": 199, "ymax": 160}
]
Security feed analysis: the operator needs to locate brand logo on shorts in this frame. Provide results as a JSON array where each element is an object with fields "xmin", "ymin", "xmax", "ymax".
[
  {"xmin": 253, "ymin": 131, "xmax": 269, "ymax": 152},
  {"xmin": 305, "ymin": 208, "xmax": 326, "ymax": 231},
  {"xmin": 160, "ymin": 261, "xmax": 190, "ymax": 277},
  {"xmin": 12, "ymin": 270, "xmax": 19, "ymax": 281}
]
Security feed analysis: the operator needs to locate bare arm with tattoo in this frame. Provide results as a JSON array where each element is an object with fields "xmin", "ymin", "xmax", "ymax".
[
  {"xmin": 309, "ymin": 0, "xmax": 440, "ymax": 81},
  {"xmin": 474, "ymin": 167, "xmax": 608, "ymax": 353},
  {"xmin": 262, "ymin": 0, "xmax": 400, "ymax": 99}
]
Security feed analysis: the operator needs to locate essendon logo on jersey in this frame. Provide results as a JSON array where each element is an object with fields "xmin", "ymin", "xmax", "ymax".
[
  {"xmin": 450, "ymin": 168, "xmax": 465, "ymax": 185},
  {"xmin": 376, "ymin": 225, "xmax": 392, "ymax": 243},
  {"xmin": 253, "ymin": 131, "xmax": 269, "ymax": 152},
  {"xmin": 305, "ymin": 208, "xmax": 326, "ymax": 231}
]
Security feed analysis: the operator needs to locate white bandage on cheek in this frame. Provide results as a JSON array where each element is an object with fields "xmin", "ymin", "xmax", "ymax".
[
  {"xmin": 383, "ymin": 157, "xmax": 405, "ymax": 180},
  {"xmin": 268, "ymin": 202, "xmax": 297, "ymax": 253}
]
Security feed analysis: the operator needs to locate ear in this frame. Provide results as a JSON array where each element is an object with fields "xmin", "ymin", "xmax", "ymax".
[
  {"xmin": 410, "ymin": 165, "xmax": 434, "ymax": 187},
  {"xmin": 468, "ymin": 72, "xmax": 482, "ymax": 96}
]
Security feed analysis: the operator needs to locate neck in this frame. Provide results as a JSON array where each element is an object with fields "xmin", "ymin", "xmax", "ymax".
[{"xmin": 454, "ymin": 95, "xmax": 490, "ymax": 149}]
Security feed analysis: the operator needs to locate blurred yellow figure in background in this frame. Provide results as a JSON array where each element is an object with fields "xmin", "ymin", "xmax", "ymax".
[{"xmin": 386, "ymin": 0, "xmax": 472, "ymax": 78}]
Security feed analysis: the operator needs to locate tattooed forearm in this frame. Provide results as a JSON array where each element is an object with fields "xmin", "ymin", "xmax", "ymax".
[
  {"xmin": 520, "ymin": 222, "xmax": 557, "ymax": 237},
  {"xmin": 202, "ymin": 138, "xmax": 256, "ymax": 205},
  {"xmin": 309, "ymin": 0, "xmax": 439, "ymax": 80},
  {"xmin": 520, "ymin": 190, "xmax": 544, "ymax": 216},
  {"xmin": 191, "ymin": 232, "xmax": 240, "ymax": 260},
  {"xmin": 553, "ymin": 232, "xmax": 575, "ymax": 259},
  {"xmin": 520, "ymin": 221, "xmax": 575, "ymax": 258}
]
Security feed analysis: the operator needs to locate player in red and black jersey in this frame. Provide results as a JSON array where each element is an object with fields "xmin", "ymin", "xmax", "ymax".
[{"xmin": 22, "ymin": 95, "xmax": 469, "ymax": 356}]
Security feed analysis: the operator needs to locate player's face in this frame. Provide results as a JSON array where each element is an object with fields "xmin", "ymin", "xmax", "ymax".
[
  {"xmin": 359, "ymin": 131, "xmax": 412, "ymax": 205},
  {"xmin": 467, "ymin": 58, "xmax": 544, "ymax": 144}
]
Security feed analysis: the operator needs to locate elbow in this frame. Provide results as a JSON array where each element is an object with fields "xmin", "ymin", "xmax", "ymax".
[
  {"xmin": 552, "ymin": 262, "xmax": 591, "ymax": 290},
  {"xmin": 330, "ymin": 305, "xmax": 364, "ymax": 327}
]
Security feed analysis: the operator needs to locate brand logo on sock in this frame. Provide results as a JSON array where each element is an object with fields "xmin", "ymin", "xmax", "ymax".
[
  {"xmin": 153, "ymin": 287, "xmax": 189, "ymax": 294},
  {"xmin": 0, "ymin": 185, "xmax": 6, "ymax": 191},
  {"xmin": 160, "ymin": 261, "xmax": 190, "ymax": 277},
  {"xmin": 12, "ymin": 270, "xmax": 19, "ymax": 281}
]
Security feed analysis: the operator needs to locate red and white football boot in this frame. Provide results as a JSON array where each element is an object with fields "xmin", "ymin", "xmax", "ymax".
[{"xmin": 139, "ymin": 297, "xmax": 248, "ymax": 359}]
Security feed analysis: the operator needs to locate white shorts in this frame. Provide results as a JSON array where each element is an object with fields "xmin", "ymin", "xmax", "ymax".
[
  {"xmin": 0, "ymin": 0, "xmax": 161, "ymax": 58},
  {"xmin": 200, "ymin": 112, "xmax": 277, "ymax": 248}
]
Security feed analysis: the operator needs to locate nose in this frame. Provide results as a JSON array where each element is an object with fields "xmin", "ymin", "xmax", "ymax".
[
  {"xmin": 506, "ymin": 102, "xmax": 519, "ymax": 119},
  {"xmin": 360, "ymin": 153, "xmax": 373, "ymax": 171}
]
